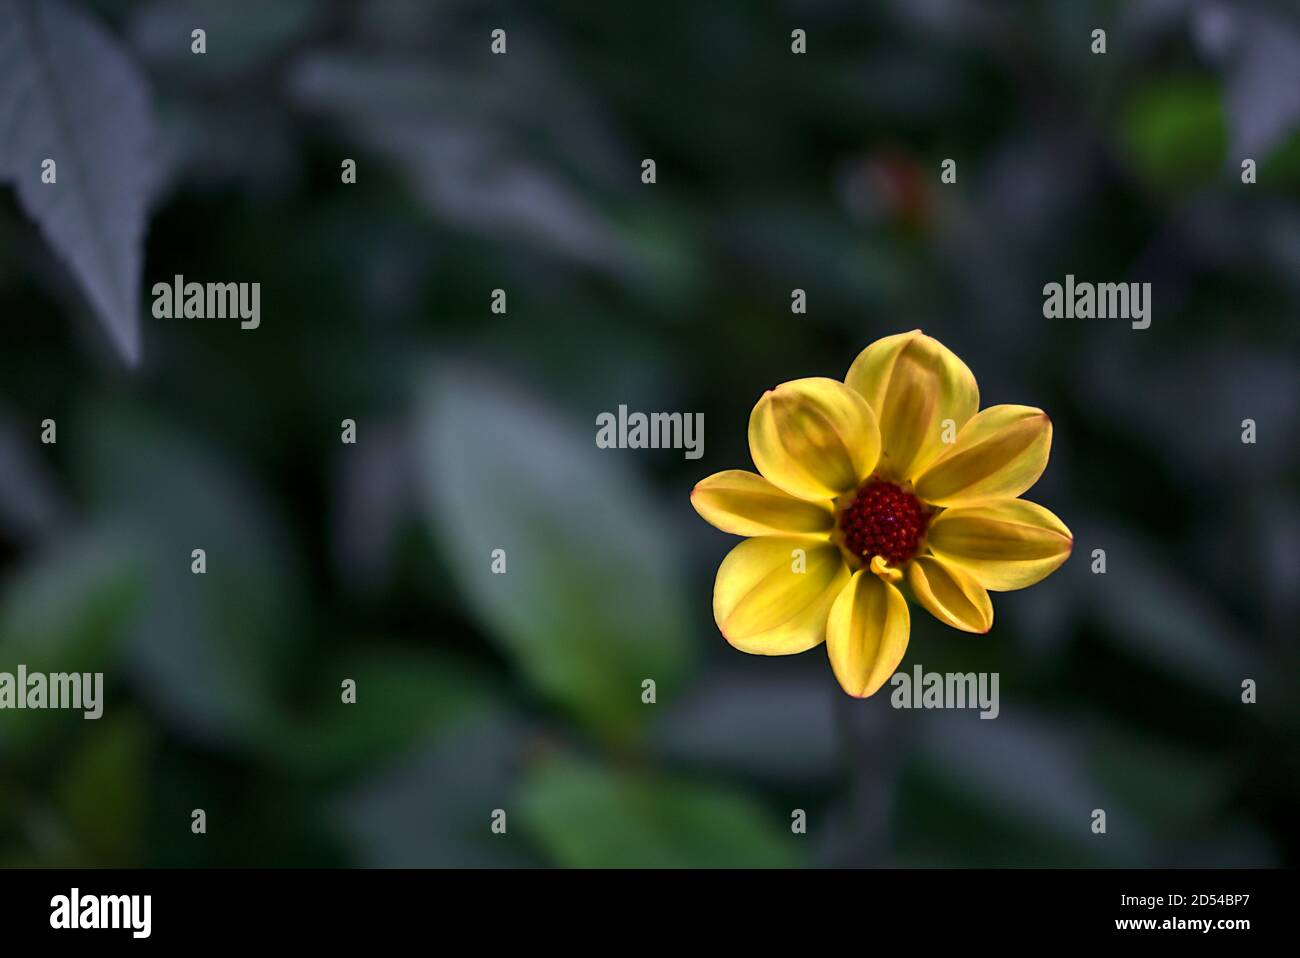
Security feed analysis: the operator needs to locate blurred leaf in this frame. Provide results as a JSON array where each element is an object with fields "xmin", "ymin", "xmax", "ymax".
[
  {"xmin": 1083, "ymin": 723, "xmax": 1231, "ymax": 839},
  {"xmin": 264, "ymin": 646, "xmax": 502, "ymax": 779},
  {"xmin": 1259, "ymin": 127, "xmax": 1300, "ymax": 187},
  {"xmin": 1173, "ymin": 822, "xmax": 1281, "ymax": 867},
  {"xmin": 0, "ymin": 528, "xmax": 143, "ymax": 749},
  {"xmin": 416, "ymin": 365, "xmax": 693, "ymax": 739},
  {"xmin": 1120, "ymin": 77, "xmax": 1225, "ymax": 189},
  {"xmin": 519, "ymin": 754, "xmax": 800, "ymax": 868},
  {"xmin": 1080, "ymin": 522, "xmax": 1257, "ymax": 698},
  {"xmin": 0, "ymin": 530, "xmax": 140, "ymax": 662},
  {"xmin": 152, "ymin": 99, "xmax": 303, "ymax": 198},
  {"xmin": 55, "ymin": 714, "xmax": 148, "ymax": 865},
  {"xmin": 1195, "ymin": 3, "xmax": 1300, "ymax": 160},
  {"xmin": 332, "ymin": 715, "xmax": 534, "ymax": 868},
  {"xmin": 917, "ymin": 710, "xmax": 1150, "ymax": 865},
  {"xmin": 329, "ymin": 421, "xmax": 414, "ymax": 595},
  {"xmin": 286, "ymin": 53, "xmax": 629, "ymax": 273},
  {"xmin": 78, "ymin": 404, "xmax": 305, "ymax": 744},
  {"xmin": 649, "ymin": 670, "xmax": 838, "ymax": 785},
  {"xmin": 1072, "ymin": 338, "xmax": 1299, "ymax": 478},
  {"xmin": 0, "ymin": 0, "xmax": 156, "ymax": 363},
  {"xmin": 0, "ymin": 414, "xmax": 66, "ymax": 544},
  {"xmin": 130, "ymin": 0, "xmax": 318, "ymax": 79}
]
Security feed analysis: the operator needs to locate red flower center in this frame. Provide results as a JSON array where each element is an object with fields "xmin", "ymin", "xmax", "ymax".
[{"xmin": 838, "ymin": 479, "xmax": 931, "ymax": 565}]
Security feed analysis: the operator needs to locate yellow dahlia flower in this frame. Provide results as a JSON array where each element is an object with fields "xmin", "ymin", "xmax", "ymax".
[{"xmin": 691, "ymin": 330, "xmax": 1072, "ymax": 698}]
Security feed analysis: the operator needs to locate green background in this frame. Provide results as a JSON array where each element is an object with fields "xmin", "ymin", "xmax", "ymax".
[{"xmin": 0, "ymin": 0, "xmax": 1297, "ymax": 867}]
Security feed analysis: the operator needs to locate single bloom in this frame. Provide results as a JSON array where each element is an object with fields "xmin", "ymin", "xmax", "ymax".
[{"xmin": 691, "ymin": 330, "xmax": 1072, "ymax": 698}]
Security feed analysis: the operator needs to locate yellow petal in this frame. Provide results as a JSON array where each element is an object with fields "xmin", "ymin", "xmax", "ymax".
[
  {"xmin": 748, "ymin": 377, "xmax": 880, "ymax": 501},
  {"xmin": 713, "ymin": 536, "xmax": 850, "ymax": 654},
  {"xmin": 869, "ymin": 554, "xmax": 904, "ymax": 584},
  {"xmin": 926, "ymin": 499, "xmax": 1073, "ymax": 591},
  {"xmin": 844, "ymin": 330, "xmax": 979, "ymax": 481},
  {"xmin": 905, "ymin": 555, "xmax": 993, "ymax": 633},
  {"xmin": 691, "ymin": 470, "xmax": 835, "ymax": 538},
  {"xmin": 825, "ymin": 569, "xmax": 910, "ymax": 698},
  {"xmin": 913, "ymin": 404, "xmax": 1051, "ymax": 506}
]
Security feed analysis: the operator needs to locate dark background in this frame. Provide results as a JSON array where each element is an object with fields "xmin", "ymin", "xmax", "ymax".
[{"xmin": 0, "ymin": 0, "xmax": 1296, "ymax": 867}]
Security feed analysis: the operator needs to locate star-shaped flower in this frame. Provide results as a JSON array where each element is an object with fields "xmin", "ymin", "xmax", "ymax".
[{"xmin": 691, "ymin": 330, "xmax": 1072, "ymax": 697}]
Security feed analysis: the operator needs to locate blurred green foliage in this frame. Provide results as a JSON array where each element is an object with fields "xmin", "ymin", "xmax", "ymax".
[{"xmin": 1, "ymin": 0, "xmax": 1297, "ymax": 867}]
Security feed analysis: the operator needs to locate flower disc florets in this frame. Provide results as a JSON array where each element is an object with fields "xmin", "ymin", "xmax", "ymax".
[{"xmin": 838, "ymin": 479, "xmax": 931, "ymax": 566}]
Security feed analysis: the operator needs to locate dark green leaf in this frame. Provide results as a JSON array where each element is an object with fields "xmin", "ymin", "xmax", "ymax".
[
  {"xmin": 416, "ymin": 366, "xmax": 694, "ymax": 738},
  {"xmin": 519, "ymin": 754, "xmax": 800, "ymax": 868}
]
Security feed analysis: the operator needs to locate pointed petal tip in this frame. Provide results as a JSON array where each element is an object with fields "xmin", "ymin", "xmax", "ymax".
[{"xmin": 835, "ymin": 670, "xmax": 877, "ymax": 698}]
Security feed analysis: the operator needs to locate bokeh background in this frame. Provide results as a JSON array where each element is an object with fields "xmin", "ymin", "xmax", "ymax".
[{"xmin": 1, "ymin": 0, "xmax": 1297, "ymax": 867}]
